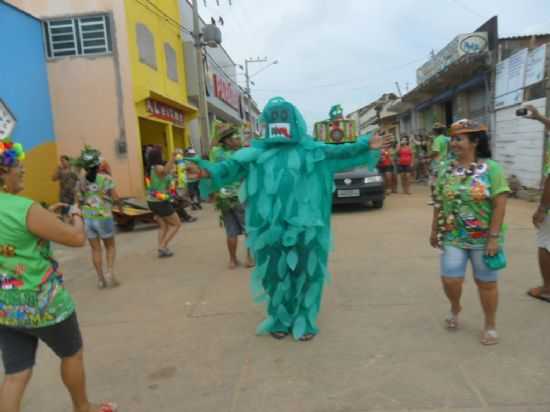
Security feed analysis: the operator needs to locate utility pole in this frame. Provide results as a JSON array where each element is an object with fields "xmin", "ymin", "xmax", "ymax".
[
  {"xmin": 192, "ymin": 0, "xmax": 211, "ymax": 157},
  {"xmin": 244, "ymin": 57, "xmax": 268, "ymax": 140}
]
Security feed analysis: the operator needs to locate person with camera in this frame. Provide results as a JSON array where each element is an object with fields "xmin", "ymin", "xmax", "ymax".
[{"xmin": 521, "ymin": 105, "xmax": 550, "ymax": 302}]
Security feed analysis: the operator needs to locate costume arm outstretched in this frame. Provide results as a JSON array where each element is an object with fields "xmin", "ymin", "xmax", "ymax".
[
  {"xmin": 322, "ymin": 133, "xmax": 381, "ymax": 173},
  {"xmin": 190, "ymin": 147, "xmax": 259, "ymax": 197}
]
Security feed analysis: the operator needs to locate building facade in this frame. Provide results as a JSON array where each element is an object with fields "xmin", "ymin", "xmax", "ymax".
[
  {"xmin": 7, "ymin": 0, "xmax": 197, "ymax": 198},
  {"xmin": 0, "ymin": 1, "xmax": 57, "ymax": 204}
]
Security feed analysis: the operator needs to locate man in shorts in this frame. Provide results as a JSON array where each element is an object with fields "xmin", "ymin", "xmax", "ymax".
[
  {"xmin": 212, "ymin": 125, "xmax": 254, "ymax": 270},
  {"xmin": 523, "ymin": 105, "xmax": 550, "ymax": 302}
]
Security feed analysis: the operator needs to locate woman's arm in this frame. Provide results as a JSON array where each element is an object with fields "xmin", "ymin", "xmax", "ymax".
[
  {"xmin": 486, "ymin": 194, "xmax": 508, "ymax": 256},
  {"xmin": 155, "ymin": 153, "xmax": 177, "ymax": 178},
  {"xmin": 27, "ymin": 204, "xmax": 86, "ymax": 247}
]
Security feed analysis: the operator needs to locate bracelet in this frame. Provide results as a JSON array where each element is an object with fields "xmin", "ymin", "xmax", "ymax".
[{"xmin": 489, "ymin": 232, "xmax": 500, "ymax": 239}]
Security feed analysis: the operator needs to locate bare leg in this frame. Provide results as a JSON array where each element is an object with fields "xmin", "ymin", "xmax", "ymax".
[
  {"xmin": 161, "ymin": 213, "xmax": 181, "ymax": 250},
  {"xmin": 0, "ymin": 369, "xmax": 32, "ymax": 412},
  {"xmin": 227, "ymin": 236, "xmax": 239, "ymax": 269},
  {"xmin": 89, "ymin": 239, "xmax": 105, "ymax": 287},
  {"xmin": 102, "ymin": 238, "xmax": 119, "ymax": 287},
  {"xmin": 384, "ymin": 173, "xmax": 392, "ymax": 195},
  {"xmin": 404, "ymin": 173, "xmax": 411, "ymax": 194},
  {"xmin": 476, "ymin": 280, "xmax": 498, "ymax": 330},
  {"xmin": 537, "ymin": 248, "xmax": 550, "ymax": 292},
  {"xmin": 245, "ymin": 247, "xmax": 255, "ymax": 268},
  {"xmin": 441, "ymin": 277, "xmax": 463, "ymax": 316},
  {"xmin": 391, "ymin": 173, "xmax": 398, "ymax": 193},
  {"xmin": 156, "ymin": 217, "xmax": 168, "ymax": 250}
]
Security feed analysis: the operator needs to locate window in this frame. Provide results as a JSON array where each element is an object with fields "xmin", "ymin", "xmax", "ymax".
[
  {"xmin": 164, "ymin": 43, "xmax": 178, "ymax": 82},
  {"xmin": 44, "ymin": 15, "xmax": 112, "ymax": 58},
  {"xmin": 136, "ymin": 23, "xmax": 157, "ymax": 69}
]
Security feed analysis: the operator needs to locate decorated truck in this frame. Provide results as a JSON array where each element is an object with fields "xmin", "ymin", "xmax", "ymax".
[{"xmin": 314, "ymin": 105, "xmax": 385, "ymax": 209}]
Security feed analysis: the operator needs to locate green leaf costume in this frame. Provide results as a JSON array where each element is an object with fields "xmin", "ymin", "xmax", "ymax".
[{"xmin": 195, "ymin": 97, "xmax": 380, "ymax": 339}]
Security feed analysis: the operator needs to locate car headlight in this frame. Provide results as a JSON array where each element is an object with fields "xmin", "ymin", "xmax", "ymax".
[{"xmin": 364, "ymin": 176, "xmax": 383, "ymax": 184}]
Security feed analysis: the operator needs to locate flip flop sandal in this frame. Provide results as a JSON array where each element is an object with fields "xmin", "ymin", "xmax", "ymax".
[
  {"xmin": 99, "ymin": 402, "xmax": 118, "ymax": 412},
  {"xmin": 480, "ymin": 329, "xmax": 498, "ymax": 346},
  {"xmin": 104, "ymin": 273, "xmax": 120, "ymax": 288},
  {"xmin": 527, "ymin": 287, "xmax": 550, "ymax": 303},
  {"xmin": 445, "ymin": 312, "xmax": 459, "ymax": 330},
  {"xmin": 97, "ymin": 279, "xmax": 107, "ymax": 289},
  {"xmin": 270, "ymin": 332, "xmax": 289, "ymax": 340},
  {"xmin": 299, "ymin": 334, "xmax": 316, "ymax": 342}
]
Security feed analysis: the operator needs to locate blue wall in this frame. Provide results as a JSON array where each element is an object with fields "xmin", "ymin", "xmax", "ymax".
[{"xmin": 0, "ymin": 1, "xmax": 55, "ymax": 149}]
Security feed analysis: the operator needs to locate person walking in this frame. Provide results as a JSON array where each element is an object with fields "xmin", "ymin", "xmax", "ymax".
[
  {"xmin": 521, "ymin": 105, "xmax": 550, "ymax": 302},
  {"xmin": 211, "ymin": 125, "xmax": 254, "ymax": 269},
  {"xmin": 430, "ymin": 119, "xmax": 510, "ymax": 345},
  {"xmin": 52, "ymin": 155, "xmax": 78, "ymax": 223},
  {"xmin": 0, "ymin": 137, "xmax": 117, "ymax": 412},
  {"xmin": 429, "ymin": 122, "xmax": 451, "ymax": 205},
  {"xmin": 396, "ymin": 135, "xmax": 414, "ymax": 194},
  {"xmin": 184, "ymin": 148, "xmax": 202, "ymax": 210},
  {"xmin": 147, "ymin": 146, "xmax": 181, "ymax": 258},
  {"xmin": 75, "ymin": 147, "xmax": 121, "ymax": 289}
]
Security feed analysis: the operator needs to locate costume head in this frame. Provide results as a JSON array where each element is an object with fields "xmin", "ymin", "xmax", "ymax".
[
  {"xmin": 261, "ymin": 97, "xmax": 308, "ymax": 145},
  {"xmin": 432, "ymin": 122, "xmax": 447, "ymax": 135},
  {"xmin": 75, "ymin": 145, "xmax": 102, "ymax": 183},
  {"xmin": 329, "ymin": 104, "xmax": 344, "ymax": 120}
]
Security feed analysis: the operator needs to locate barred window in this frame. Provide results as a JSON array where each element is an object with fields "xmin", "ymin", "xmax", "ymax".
[{"xmin": 44, "ymin": 15, "xmax": 112, "ymax": 59}]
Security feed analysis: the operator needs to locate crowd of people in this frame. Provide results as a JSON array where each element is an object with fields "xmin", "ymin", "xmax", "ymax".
[{"xmin": 1, "ymin": 98, "xmax": 549, "ymax": 411}]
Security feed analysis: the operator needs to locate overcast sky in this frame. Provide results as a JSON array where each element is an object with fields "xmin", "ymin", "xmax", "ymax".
[{"xmin": 199, "ymin": 0, "xmax": 550, "ymax": 130}]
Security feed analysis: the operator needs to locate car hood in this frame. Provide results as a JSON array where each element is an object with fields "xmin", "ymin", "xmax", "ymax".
[{"xmin": 334, "ymin": 167, "xmax": 380, "ymax": 179}]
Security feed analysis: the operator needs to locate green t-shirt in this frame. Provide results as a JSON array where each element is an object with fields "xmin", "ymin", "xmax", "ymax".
[
  {"xmin": 432, "ymin": 134, "xmax": 450, "ymax": 161},
  {"xmin": 435, "ymin": 160, "xmax": 510, "ymax": 249},
  {"xmin": 213, "ymin": 146, "xmax": 240, "ymax": 199},
  {"xmin": 0, "ymin": 193, "xmax": 75, "ymax": 328},
  {"xmin": 147, "ymin": 167, "xmax": 173, "ymax": 202},
  {"xmin": 79, "ymin": 174, "xmax": 115, "ymax": 220}
]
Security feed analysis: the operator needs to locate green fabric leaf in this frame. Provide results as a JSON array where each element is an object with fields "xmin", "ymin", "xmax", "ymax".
[
  {"xmin": 307, "ymin": 304, "xmax": 319, "ymax": 329},
  {"xmin": 257, "ymin": 148, "xmax": 278, "ymax": 164},
  {"xmin": 277, "ymin": 252, "xmax": 287, "ymax": 279},
  {"xmin": 258, "ymin": 192, "xmax": 272, "ymax": 220},
  {"xmin": 263, "ymin": 163, "xmax": 275, "ymax": 194},
  {"xmin": 282, "ymin": 229, "xmax": 299, "ymax": 247},
  {"xmin": 256, "ymin": 316, "xmax": 275, "ymax": 335},
  {"xmin": 304, "ymin": 283, "xmax": 321, "ymax": 308},
  {"xmin": 295, "ymin": 273, "xmax": 306, "ymax": 298},
  {"xmin": 288, "ymin": 151, "xmax": 302, "ymax": 170},
  {"xmin": 277, "ymin": 304, "xmax": 291, "ymax": 326},
  {"xmin": 272, "ymin": 284, "xmax": 285, "ymax": 307},
  {"xmin": 287, "ymin": 248, "xmax": 298, "ymax": 271},
  {"xmin": 285, "ymin": 196, "xmax": 296, "ymax": 220},
  {"xmin": 247, "ymin": 165, "xmax": 258, "ymax": 196},
  {"xmin": 307, "ymin": 250, "xmax": 318, "ymax": 276},
  {"xmin": 266, "ymin": 226, "xmax": 283, "ymax": 245},
  {"xmin": 292, "ymin": 316, "xmax": 307, "ymax": 340},
  {"xmin": 272, "ymin": 198, "xmax": 282, "ymax": 221},
  {"xmin": 305, "ymin": 227, "xmax": 317, "ymax": 245},
  {"xmin": 281, "ymin": 275, "xmax": 291, "ymax": 292},
  {"xmin": 238, "ymin": 182, "xmax": 248, "ymax": 203}
]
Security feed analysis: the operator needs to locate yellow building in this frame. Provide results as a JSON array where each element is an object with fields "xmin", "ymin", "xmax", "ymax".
[{"xmin": 125, "ymin": 0, "xmax": 197, "ymax": 162}]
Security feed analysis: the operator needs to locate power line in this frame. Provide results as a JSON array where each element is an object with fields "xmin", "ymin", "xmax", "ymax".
[
  {"xmin": 133, "ymin": 0, "xmax": 194, "ymax": 35},
  {"xmin": 448, "ymin": 0, "xmax": 486, "ymax": 19}
]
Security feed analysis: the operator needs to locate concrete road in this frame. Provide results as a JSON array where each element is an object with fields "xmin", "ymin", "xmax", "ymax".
[{"xmin": 14, "ymin": 185, "xmax": 550, "ymax": 412}]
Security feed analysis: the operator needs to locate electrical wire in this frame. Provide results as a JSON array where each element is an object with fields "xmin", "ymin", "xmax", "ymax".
[{"xmin": 448, "ymin": 0, "xmax": 486, "ymax": 19}]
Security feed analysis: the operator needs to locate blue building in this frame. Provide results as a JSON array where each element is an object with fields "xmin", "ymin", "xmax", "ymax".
[{"xmin": 0, "ymin": 1, "xmax": 57, "ymax": 203}]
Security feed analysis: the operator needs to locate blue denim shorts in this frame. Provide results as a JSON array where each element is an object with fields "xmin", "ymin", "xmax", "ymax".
[
  {"xmin": 440, "ymin": 245, "xmax": 499, "ymax": 282},
  {"xmin": 84, "ymin": 218, "xmax": 115, "ymax": 240}
]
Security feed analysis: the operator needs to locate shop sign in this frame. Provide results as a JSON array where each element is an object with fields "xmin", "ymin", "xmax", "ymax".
[
  {"xmin": 146, "ymin": 99, "xmax": 184, "ymax": 126},
  {"xmin": 213, "ymin": 74, "xmax": 240, "ymax": 111},
  {"xmin": 417, "ymin": 32, "xmax": 488, "ymax": 85},
  {"xmin": 495, "ymin": 89, "xmax": 523, "ymax": 110},
  {"xmin": 0, "ymin": 99, "xmax": 16, "ymax": 140},
  {"xmin": 525, "ymin": 44, "xmax": 547, "ymax": 87}
]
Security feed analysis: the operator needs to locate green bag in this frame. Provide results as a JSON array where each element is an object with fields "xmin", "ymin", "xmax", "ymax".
[{"xmin": 483, "ymin": 249, "xmax": 507, "ymax": 270}]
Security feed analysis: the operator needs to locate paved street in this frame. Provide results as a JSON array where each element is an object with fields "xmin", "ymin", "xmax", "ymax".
[{"xmin": 19, "ymin": 185, "xmax": 550, "ymax": 412}]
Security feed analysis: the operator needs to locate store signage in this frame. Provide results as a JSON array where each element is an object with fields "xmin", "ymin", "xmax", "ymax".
[
  {"xmin": 417, "ymin": 32, "xmax": 489, "ymax": 85},
  {"xmin": 213, "ymin": 74, "xmax": 240, "ymax": 111},
  {"xmin": 525, "ymin": 44, "xmax": 547, "ymax": 87},
  {"xmin": 146, "ymin": 99, "xmax": 184, "ymax": 126},
  {"xmin": 495, "ymin": 89, "xmax": 523, "ymax": 110},
  {"xmin": 0, "ymin": 99, "xmax": 16, "ymax": 140}
]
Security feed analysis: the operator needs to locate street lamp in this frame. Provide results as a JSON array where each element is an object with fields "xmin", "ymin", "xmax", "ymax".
[
  {"xmin": 244, "ymin": 57, "xmax": 278, "ymax": 140},
  {"xmin": 192, "ymin": 1, "xmax": 222, "ymax": 156}
]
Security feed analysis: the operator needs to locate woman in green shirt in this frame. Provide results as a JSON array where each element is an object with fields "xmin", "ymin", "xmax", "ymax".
[
  {"xmin": 430, "ymin": 120, "xmax": 510, "ymax": 346},
  {"xmin": 0, "ymin": 138, "xmax": 117, "ymax": 412},
  {"xmin": 146, "ymin": 147, "xmax": 181, "ymax": 258}
]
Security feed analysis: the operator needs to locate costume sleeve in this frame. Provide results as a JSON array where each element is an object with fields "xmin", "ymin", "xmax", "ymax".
[
  {"xmin": 322, "ymin": 133, "xmax": 380, "ymax": 173},
  {"xmin": 191, "ymin": 148, "xmax": 258, "ymax": 198}
]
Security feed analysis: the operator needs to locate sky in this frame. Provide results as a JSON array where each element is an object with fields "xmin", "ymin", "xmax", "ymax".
[{"xmin": 198, "ymin": 0, "xmax": 550, "ymax": 130}]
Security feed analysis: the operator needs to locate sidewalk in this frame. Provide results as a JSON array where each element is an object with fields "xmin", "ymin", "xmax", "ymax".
[{"xmin": 17, "ymin": 186, "xmax": 550, "ymax": 412}]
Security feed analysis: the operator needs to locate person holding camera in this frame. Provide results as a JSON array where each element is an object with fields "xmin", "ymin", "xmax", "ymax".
[{"xmin": 521, "ymin": 105, "xmax": 550, "ymax": 302}]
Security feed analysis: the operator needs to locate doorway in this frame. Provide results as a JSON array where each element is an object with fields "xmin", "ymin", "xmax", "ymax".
[{"xmin": 444, "ymin": 101, "xmax": 453, "ymax": 126}]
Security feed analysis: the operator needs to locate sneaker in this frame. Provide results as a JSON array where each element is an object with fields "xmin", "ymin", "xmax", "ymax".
[{"xmin": 158, "ymin": 248, "xmax": 174, "ymax": 258}]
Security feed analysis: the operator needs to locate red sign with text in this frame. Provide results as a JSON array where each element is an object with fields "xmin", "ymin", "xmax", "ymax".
[
  {"xmin": 146, "ymin": 99, "xmax": 185, "ymax": 126},
  {"xmin": 213, "ymin": 74, "xmax": 240, "ymax": 111}
]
